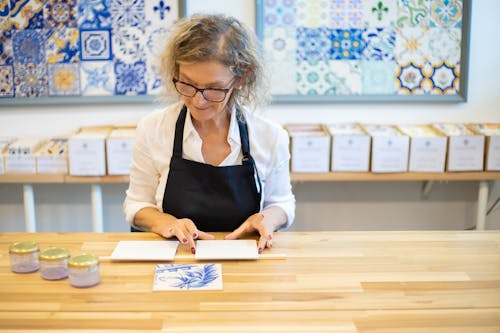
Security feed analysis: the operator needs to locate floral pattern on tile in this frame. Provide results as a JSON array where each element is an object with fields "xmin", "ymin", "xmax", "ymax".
[
  {"xmin": 264, "ymin": 0, "xmax": 296, "ymax": 28},
  {"xmin": 45, "ymin": 28, "xmax": 79, "ymax": 63},
  {"xmin": 0, "ymin": 64, "xmax": 14, "ymax": 97},
  {"xmin": 396, "ymin": 62, "xmax": 427, "ymax": 94},
  {"xmin": 396, "ymin": 0, "xmax": 429, "ymax": 28},
  {"xmin": 44, "ymin": 0, "xmax": 77, "ymax": 29},
  {"xmin": 429, "ymin": 61, "xmax": 459, "ymax": 94},
  {"xmin": 430, "ymin": 0, "xmax": 462, "ymax": 28},
  {"xmin": 114, "ymin": 60, "xmax": 147, "ymax": 95},
  {"xmin": 48, "ymin": 63, "xmax": 80, "ymax": 95},
  {"xmin": 264, "ymin": 26, "xmax": 297, "ymax": 62},
  {"xmin": 14, "ymin": 63, "xmax": 48, "ymax": 97},
  {"xmin": 1, "ymin": 0, "xmax": 178, "ymax": 100},
  {"xmin": 297, "ymin": 60, "xmax": 361, "ymax": 95},
  {"xmin": 330, "ymin": 0, "xmax": 362, "ymax": 29},
  {"xmin": 13, "ymin": 29, "xmax": 45, "ymax": 64},
  {"xmin": 80, "ymin": 61, "xmax": 115, "ymax": 95},
  {"xmin": 297, "ymin": 27, "xmax": 331, "ymax": 62},
  {"xmin": 330, "ymin": 29, "xmax": 364, "ymax": 60}
]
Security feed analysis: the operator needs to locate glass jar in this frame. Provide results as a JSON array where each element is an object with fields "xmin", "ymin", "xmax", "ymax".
[
  {"xmin": 68, "ymin": 254, "xmax": 100, "ymax": 288},
  {"xmin": 9, "ymin": 241, "xmax": 40, "ymax": 273},
  {"xmin": 39, "ymin": 247, "xmax": 70, "ymax": 280}
]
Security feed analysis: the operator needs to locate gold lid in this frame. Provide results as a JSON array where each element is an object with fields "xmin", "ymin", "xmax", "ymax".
[
  {"xmin": 68, "ymin": 254, "xmax": 99, "ymax": 267},
  {"xmin": 9, "ymin": 241, "xmax": 39, "ymax": 254},
  {"xmin": 40, "ymin": 247, "xmax": 70, "ymax": 261}
]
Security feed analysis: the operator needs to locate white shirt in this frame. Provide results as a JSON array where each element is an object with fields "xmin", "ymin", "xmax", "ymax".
[{"xmin": 124, "ymin": 102, "xmax": 295, "ymax": 230}]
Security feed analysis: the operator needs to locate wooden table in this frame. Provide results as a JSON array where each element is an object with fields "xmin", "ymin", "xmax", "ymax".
[{"xmin": 1, "ymin": 231, "xmax": 500, "ymax": 332}]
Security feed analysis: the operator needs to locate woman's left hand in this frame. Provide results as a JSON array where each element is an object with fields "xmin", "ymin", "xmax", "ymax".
[{"xmin": 225, "ymin": 212, "xmax": 272, "ymax": 254}]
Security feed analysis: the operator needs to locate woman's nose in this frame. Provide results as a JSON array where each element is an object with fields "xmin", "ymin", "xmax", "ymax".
[{"xmin": 191, "ymin": 90, "xmax": 208, "ymax": 105}]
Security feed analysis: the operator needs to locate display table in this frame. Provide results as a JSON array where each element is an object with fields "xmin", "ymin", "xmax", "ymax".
[
  {"xmin": 1, "ymin": 231, "xmax": 499, "ymax": 332},
  {"xmin": 1, "ymin": 172, "xmax": 499, "ymax": 232}
]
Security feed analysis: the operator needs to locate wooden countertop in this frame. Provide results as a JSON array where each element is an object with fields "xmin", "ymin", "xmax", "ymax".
[{"xmin": 1, "ymin": 231, "xmax": 500, "ymax": 332}]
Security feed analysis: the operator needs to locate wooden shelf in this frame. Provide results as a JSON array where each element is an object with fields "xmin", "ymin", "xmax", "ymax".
[{"xmin": 1, "ymin": 172, "xmax": 499, "ymax": 183}]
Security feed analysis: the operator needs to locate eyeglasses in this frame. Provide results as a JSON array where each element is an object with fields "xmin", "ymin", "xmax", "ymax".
[{"xmin": 172, "ymin": 77, "xmax": 238, "ymax": 102}]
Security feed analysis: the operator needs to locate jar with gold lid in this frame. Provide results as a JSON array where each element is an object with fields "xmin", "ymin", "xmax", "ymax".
[
  {"xmin": 68, "ymin": 254, "xmax": 100, "ymax": 288},
  {"xmin": 9, "ymin": 241, "xmax": 40, "ymax": 273},
  {"xmin": 39, "ymin": 247, "xmax": 70, "ymax": 280}
]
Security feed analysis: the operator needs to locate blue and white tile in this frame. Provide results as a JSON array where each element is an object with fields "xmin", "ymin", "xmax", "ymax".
[
  {"xmin": 329, "ymin": 0, "xmax": 363, "ymax": 29},
  {"xmin": 145, "ymin": 0, "xmax": 177, "ymax": 26},
  {"xmin": 114, "ymin": 60, "xmax": 147, "ymax": 95},
  {"xmin": 13, "ymin": 63, "xmax": 48, "ymax": 97},
  {"xmin": 264, "ymin": 27, "xmax": 297, "ymax": 62},
  {"xmin": 0, "ymin": 65, "xmax": 14, "ymax": 97},
  {"xmin": 48, "ymin": 63, "xmax": 81, "ymax": 96},
  {"xmin": 44, "ymin": 0, "xmax": 77, "ymax": 29},
  {"xmin": 77, "ymin": 0, "xmax": 112, "ymax": 29},
  {"xmin": 361, "ymin": 60, "xmax": 397, "ymax": 94},
  {"xmin": 144, "ymin": 27, "xmax": 169, "ymax": 95},
  {"xmin": 153, "ymin": 264, "xmax": 223, "ymax": 291},
  {"xmin": 330, "ymin": 29, "xmax": 364, "ymax": 60},
  {"xmin": 327, "ymin": 60, "xmax": 362, "ymax": 95},
  {"xmin": 296, "ymin": 27, "xmax": 331, "ymax": 63},
  {"xmin": 9, "ymin": 0, "xmax": 44, "ymax": 29},
  {"xmin": 362, "ymin": 27, "xmax": 396, "ymax": 61},
  {"xmin": 110, "ymin": 0, "xmax": 145, "ymax": 29},
  {"xmin": 112, "ymin": 27, "xmax": 146, "ymax": 62},
  {"xmin": 264, "ymin": 0, "xmax": 296, "ymax": 28},
  {"xmin": 46, "ymin": 28, "xmax": 79, "ymax": 63},
  {"xmin": 80, "ymin": 60, "xmax": 115, "ymax": 95},
  {"xmin": 13, "ymin": 29, "xmax": 45, "ymax": 64},
  {"xmin": 79, "ymin": 29, "xmax": 112, "ymax": 61}
]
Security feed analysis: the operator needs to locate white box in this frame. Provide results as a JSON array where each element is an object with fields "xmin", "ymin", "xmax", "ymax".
[
  {"xmin": 468, "ymin": 123, "xmax": 500, "ymax": 171},
  {"xmin": 398, "ymin": 125, "xmax": 447, "ymax": 172},
  {"xmin": 327, "ymin": 123, "xmax": 370, "ymax": 172},
  {"xmin": 36, "ymin": 138, "xmax": 68, "ymax": 174},
  {"xmin": 5, "ymin": 155, "xmax": 37, "ymax": 173},
  {"xmin": 69, "ymin": 132, "xmax": 108, "ymax": 176},
  {"xmin": 363, "ymin": 125, "xmax": 409, "ymax": 173},
  {"xmin": 286, "ymin": 124, "xmax": 331, "ymax": 173},
  {"xmin": 106, "ymin": 128, "xmax": 135, "ymax": 175},
  {"xmin": 433, "ymin": 123, "xmax": 485, "ymax": 171}
]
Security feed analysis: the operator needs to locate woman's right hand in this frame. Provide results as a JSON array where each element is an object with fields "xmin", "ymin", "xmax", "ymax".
[{"xmin": 155, "ymin": 218, "xmax": 215, "ymax": 254}]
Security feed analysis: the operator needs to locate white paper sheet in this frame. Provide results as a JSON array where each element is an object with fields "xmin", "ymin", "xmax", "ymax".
[
  {"xmin": 110, "ymin": 240, "xmax": 179, "ymax": 261},
  {"xmin": 153, "ymin": 264, "xmax": 223, "ymax": 291},
  {"xmin": 195, "ymin": 240, "xmax": 259, "ymax": 260}
]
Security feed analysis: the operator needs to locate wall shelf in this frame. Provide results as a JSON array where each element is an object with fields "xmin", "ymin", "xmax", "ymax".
[{"xmin": 1, "ymin": 172, "xmax": 499, "ymax": 232}]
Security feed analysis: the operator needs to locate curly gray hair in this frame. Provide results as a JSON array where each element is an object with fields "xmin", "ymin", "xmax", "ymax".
[{"xmin": 158, "ymin": 13, "xmax": 270, "ymax": 111}]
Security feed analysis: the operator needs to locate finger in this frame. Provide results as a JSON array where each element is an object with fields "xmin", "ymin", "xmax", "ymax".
[
  {"xmin": 197, "ymin": 230, "xmax": 216, "ymax": 240},
  {"xmin": 178, "ymin": 220, "xmax": 196, "ymax": 253},
  {"xmin": 171, "ymin": 226, "xmax": 189, "ymax": 245},
  {"xmin": 224, "ymin": 223, "xmax": 247, "ymax": 240},
  {"xmin": 257, "ymin": 235, "xmax": 267, "ymax": 254},
  {"xmin": 184, "ymin": 220, "xmax": 199, "ymax": 240}
]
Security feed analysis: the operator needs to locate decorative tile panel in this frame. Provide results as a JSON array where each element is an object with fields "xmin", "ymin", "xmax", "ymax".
[
  {"xmin": 259, "ymin": 0, "xmax": 469, "ymax": 101},
  {"xmin": 0, "ymin": 0, "xmax": 181, "ymax": 103}
]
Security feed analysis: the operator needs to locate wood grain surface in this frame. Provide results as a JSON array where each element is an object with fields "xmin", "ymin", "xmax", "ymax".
[{"xmin": 1, "ymin": 231, "xmax": 499, "ymax": 332}]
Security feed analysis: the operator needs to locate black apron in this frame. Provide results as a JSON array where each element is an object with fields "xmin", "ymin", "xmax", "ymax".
[{"xmin": 159, "ymin": 105, "xmax": 261, "ymax": 232}]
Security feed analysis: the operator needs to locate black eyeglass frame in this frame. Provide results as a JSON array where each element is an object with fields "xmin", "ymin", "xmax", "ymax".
[{"xmin": 172, "ymin": 77, "xmax": 239, "ymax": 102}]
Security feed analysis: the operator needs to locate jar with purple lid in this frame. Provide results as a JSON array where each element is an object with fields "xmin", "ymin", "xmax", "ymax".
[
  {"xmin": 68, "ymin": 254, "xmax": 100, "ymax": 288},
  {"xmin": 39, "ymin": 247, "xmax": 70, "ymax": 280},
  {"xmin": 9, "ymin": 241, "xmax": 40, "ymax": 273}
]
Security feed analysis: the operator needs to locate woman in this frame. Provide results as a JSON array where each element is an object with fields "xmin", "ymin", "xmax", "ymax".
[{"xmin": 124, "ymin": 14, "xmax": 295, "ymax": 254}]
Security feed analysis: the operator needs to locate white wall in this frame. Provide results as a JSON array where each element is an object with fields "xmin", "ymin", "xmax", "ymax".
[{"xmin": 0, "ymin": 0, "xmax": 499, "ymax": 232}]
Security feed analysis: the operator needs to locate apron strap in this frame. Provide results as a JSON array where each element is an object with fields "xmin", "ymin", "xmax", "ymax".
[
  {"xmin": 172, "ymin": 105, "xmax": 188, "ymax": 158},
  {"xmin": 236, "ymin": 108, "xmax": 262, "ymax": 196}
]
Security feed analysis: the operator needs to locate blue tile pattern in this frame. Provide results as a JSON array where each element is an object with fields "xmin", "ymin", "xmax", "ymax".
[
  {"xmin": 262, "ymin": 0, "xmax": 465, "ymax": 96},
  {"xmin": 0, "ymin": 0, "xmax": 179, "ymax": 99}
]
